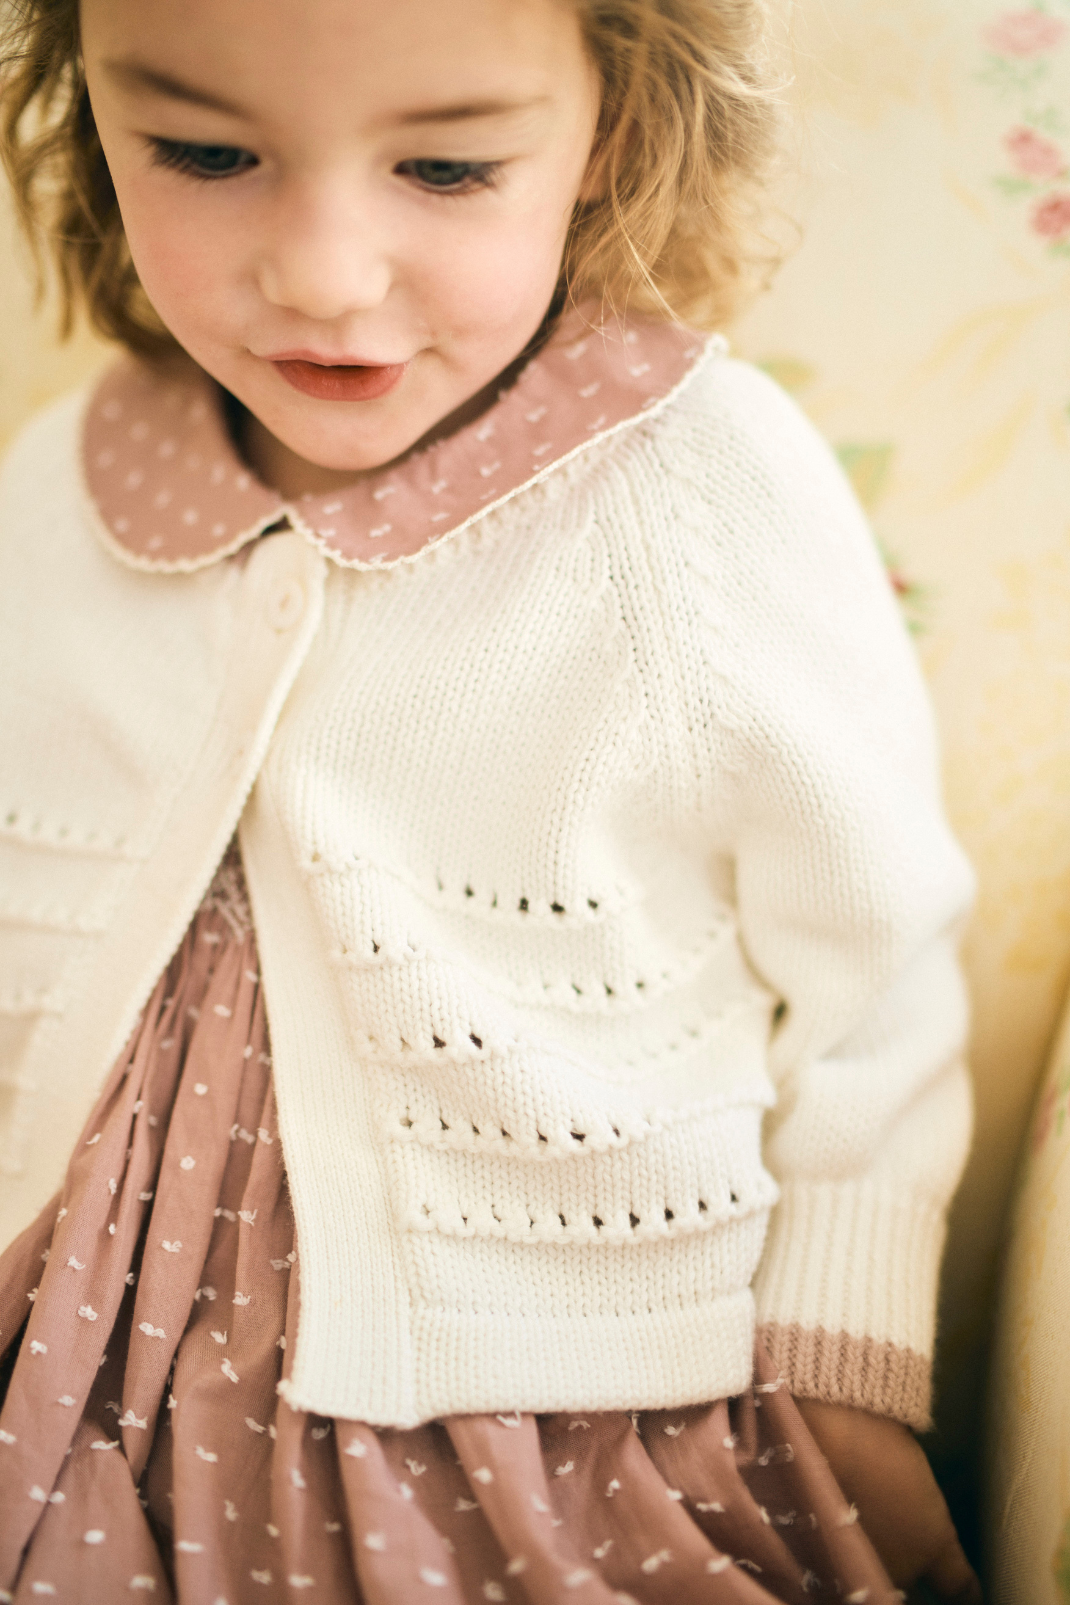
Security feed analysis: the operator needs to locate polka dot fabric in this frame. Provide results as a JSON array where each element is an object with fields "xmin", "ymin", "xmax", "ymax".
[
  {"xmin": 0, "ymin": 856, "xmax": 895, "ymax": 1604},
  {"xmin": 79, "ymin": 309, "xmax": 712, "ymax": 574}
]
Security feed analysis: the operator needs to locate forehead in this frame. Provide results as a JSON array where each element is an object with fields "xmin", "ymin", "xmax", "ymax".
[{"xmin": 81, "ymin": 0, "xmax": 591, "ymax": 128}]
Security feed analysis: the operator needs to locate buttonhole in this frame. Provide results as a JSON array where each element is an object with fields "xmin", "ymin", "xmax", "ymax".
[
  {"xmin": 587, "ymin": 898, "xmax": 599, "ymax": 910},
  {"xmin": 469, "ymin": 1033, "xmax": 483, "ymax": 1049},
  {"xmin": 551, "ymin": 902, "xmax": 565, "ymax": 914},
  {"xmin": 664, "ymin": 1208, "xmax": 674, "ymax": 1222},
  {"xmin": 518, "ymin": 897, "xmax": 529, "ymax": 913},
  {"xmin": 698, "ymin": 1199, "xmax": 708, "ymax": 1213},
  {"xmin": 433, "ymin": 1035, "xmax": 446, "ymax": 1049},
  {"xmin": 629, "ymin": 1213, "xmax": 640, "ymax": 1230}
]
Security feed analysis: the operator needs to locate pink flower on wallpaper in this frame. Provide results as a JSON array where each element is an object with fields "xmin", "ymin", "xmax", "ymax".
[
  {"xmin": 1005, "ymin": 125, "xmax": 1066, "ymax": 178},
  {"xmin": 1032, "ymin": 1083, "xmax": 1056, "ymax": 1154},
  {"xmin": 1031, "ymin": 191, "xmax": 1070, "ymax": 237},
  {"xmin": 985, "ymin": 10, "xmax": 1067, "ymax": 55}
]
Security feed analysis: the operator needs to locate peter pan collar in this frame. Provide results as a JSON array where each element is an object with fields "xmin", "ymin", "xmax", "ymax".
[{"xmin": 81, "ymin": 305, "xmax": 717, "ymax": 574}]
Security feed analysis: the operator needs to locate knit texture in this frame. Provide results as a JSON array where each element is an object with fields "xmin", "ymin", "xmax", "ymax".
[
  {"xmin": 0, "ymin": 339, "xmax": 975, "ymax": 1426},
  {"xmin": 759, "ymin": 1323, "xmax": 933, "ymax": 1432}
]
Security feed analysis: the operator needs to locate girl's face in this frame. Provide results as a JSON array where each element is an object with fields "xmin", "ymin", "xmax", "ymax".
[{"xmin": 80, "ymin": 0, "xmax": 601, "ymax": 496}]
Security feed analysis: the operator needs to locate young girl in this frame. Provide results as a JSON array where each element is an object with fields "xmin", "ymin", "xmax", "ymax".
[{"xmin": 0, "ymin": 0, "xmax": 982, "ymax": 1600}]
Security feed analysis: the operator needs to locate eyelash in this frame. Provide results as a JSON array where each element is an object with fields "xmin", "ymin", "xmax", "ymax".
[{"xmin": 146, "ymin": 139, "xmax": 501, "ymax": 194}]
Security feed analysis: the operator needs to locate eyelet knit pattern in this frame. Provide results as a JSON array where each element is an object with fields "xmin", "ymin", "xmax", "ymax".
[{"xmin": 1, "ymin": 323, "xmax": 974, "ymax": 1428}]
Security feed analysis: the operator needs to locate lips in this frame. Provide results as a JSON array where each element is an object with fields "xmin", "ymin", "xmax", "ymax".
[{"xmin": 271, "ymin": 358, "xmax": 408, "ymax": 402}]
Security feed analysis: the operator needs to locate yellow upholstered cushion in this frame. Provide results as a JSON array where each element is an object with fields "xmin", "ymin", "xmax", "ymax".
[{"xmin": 987, "ymin": 1000, "xmax": 1070, "ymax": 1604}]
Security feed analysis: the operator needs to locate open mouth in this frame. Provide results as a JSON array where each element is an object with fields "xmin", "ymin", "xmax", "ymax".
[{"xmin": 272, "ymin": 359, "xmax": 408, "ymax": 403}]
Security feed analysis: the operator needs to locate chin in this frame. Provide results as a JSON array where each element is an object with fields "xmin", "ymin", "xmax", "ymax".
[
  {"xmin": 288, "ymin": 427, "xmax": 415, "ymax": 474},
  {"xmin": 249, "ymin": 392, "xmax": 409, "ymax": 467}
]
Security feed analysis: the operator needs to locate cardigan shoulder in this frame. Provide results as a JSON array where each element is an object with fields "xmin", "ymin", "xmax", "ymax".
[
  {"xmin": 640, "ymin": 350, "xmax": 893, "ymax": 593},
  {"xmin": 0, "ymin": 383, "xmax": 89, "ymax": 513},
  {"xmin": 593, "ymin": 352, "xmax": 934, "ymax": 805},
  {"xmin": 0, "ymin": 382, "xmax": 110, "ymax": 609}
]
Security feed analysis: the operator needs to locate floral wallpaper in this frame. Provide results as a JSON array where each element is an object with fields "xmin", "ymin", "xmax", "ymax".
[{"xmin": 985, "ymin": 7, "xmax": 1070, "ymax": 267}]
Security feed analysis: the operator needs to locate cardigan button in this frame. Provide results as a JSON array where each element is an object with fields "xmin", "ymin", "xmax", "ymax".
[{"xmin": 267, "ymin": 579, "xmax": 305, "ymax": 632}]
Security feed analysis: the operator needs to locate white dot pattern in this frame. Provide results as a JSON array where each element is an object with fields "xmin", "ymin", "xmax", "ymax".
[
  {"xmin": 0, "ymin": 848, "xmax": 891, "ymax": 1601},
  {"xmin": 81, "ymin": 308, "xmax": 710, "ymax": 575}
]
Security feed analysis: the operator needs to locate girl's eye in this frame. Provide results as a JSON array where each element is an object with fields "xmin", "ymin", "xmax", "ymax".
[
  {"xmin": 148, "ymin": 139, "xmax": 258, "ymax": 181},
  {"xmin": 396, "ymin": 158, "xmax": 499, "ymax": 194}
]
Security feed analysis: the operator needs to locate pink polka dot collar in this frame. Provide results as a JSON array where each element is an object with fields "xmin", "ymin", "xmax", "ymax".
[{"xmin": 81, "ymin": 306, "xmax": 716, "ymax": 573}]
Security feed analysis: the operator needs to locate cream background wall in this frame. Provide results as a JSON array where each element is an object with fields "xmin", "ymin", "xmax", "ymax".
[{"xmin": 3, "ymin": 0, "xmax": 1070, "ymax": 1571}]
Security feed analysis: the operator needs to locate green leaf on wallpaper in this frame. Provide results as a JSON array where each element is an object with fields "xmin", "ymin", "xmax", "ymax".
[
  {"xmin": 757, "ymin": 357, "xmax": 816, "ymax": 396},
  {"xmin": 992, "ymin": 174, "xmax": 1038, "ymax": 198},
  {"xmin": 1024, "ymin": 104, "xmax": 1067, "ymax": 137},
  {"xmin": 978, "ymin": 55, "xmax": 1049, "ymax": 97},
  {"xmin": 1053, "ymin": 1509, "xmax": 1070, "ymax": 1602},
  {"xmin": 835, "ymin": 443, "xmax": 895, "ymax": 511}
]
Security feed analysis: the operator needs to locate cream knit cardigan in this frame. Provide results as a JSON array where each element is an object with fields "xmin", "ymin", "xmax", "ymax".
[{"xmin": 0, "ymin": 352, "xmax": 974, "ymax": 1428}]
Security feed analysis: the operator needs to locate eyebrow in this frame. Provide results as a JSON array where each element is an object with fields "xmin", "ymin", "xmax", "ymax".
[
  {"xmin": 103, "ymin": 59, "xmax": 549, "ymax": 128},
  {"xmin": 103, "ymin": 59, "xmax": 247, "ymax": 117},
  {"xmin": 392, "ymin": 98, "xmax": 551, "ymax": 127}
]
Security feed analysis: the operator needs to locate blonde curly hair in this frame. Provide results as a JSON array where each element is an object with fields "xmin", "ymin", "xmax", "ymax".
[{"xmin": 1, "ymin": 0, "xmax": 779, "ymax": 357}]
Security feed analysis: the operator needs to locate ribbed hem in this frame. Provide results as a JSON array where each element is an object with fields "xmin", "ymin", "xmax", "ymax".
[
  {"xmin": 280, "ymin": 1290, "xmax": 756, "ymax": 1426},
  {"xmin": 751, "ymin": 1178, "xmax": 945, "ymax": 1428},
  {"xmin": 758, "ymin": 1321, "xmax": 932, "ymax": 1430}
]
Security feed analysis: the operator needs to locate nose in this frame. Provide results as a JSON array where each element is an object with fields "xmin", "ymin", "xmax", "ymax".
[{"xmin": 256, "ymin": 173, "xmax": 392, "ymax": 320}]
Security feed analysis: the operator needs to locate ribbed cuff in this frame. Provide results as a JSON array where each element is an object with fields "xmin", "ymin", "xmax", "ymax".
[
  {"xmin": 758, "ymin": 1320, "xmax": 932, "ymax": 1430},
  {"xmin": 751, "ymin": 1178, "xmax": 945, "ymax": 1428}
]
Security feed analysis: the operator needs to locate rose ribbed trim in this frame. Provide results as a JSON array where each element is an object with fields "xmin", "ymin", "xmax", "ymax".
[
  {"xmin": 757, "ymin": 1322, "xmax": 933, "ymax": 1432},
  {"xmin": 80, "ymin": 305, "xmax": 712, "ymax": 575},
  {"xmin": 751, "ymin": 1178, "xmax": 947, "ymax": 1431}
]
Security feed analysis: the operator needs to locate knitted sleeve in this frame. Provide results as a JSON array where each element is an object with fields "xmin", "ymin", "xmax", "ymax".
[{"xmin": 652, "ymin": 359, "xmax": 976, "ymax": 1430}]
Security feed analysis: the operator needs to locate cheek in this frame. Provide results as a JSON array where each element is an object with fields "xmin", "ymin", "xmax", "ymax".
[
  {"xmin": 114, "ymin": 174, "xmax": 242, "ymax": 335},
  {"xmin": 422, "ymin": 195, "xmax": 575, "ymax": 341}
]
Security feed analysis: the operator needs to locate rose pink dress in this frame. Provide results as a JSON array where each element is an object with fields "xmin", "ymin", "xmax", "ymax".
[
  {"xmin": 0, "ymin": 854, "xmax": 895, "ymax": 1604},
  {"xmin": 1, "ymin": 319, "xmax": 898, "ymax": 1602}
]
